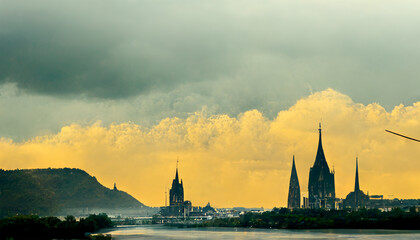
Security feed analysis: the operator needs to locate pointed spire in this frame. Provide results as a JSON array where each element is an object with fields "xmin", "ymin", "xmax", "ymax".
[
  {"xmin": 175, "ymin": 158, "xmax": 179, "ymax": 182},
  {"xmin": 291, "ymin": 155, "xmax": 297, "ymax": 177},
  {"xmin": 318, "ymin": 122, "xmax": 322, "ymax": 145},
  {"xmin": 288, "ymin": 155, "xmax": 301, "ymax": 209},
  {"xmin": 314, "ymin": 122, "xmax": 328, "ymax": 168},
  {"xmin": 354, "ymin": 157, "xmax": 360, "ymax": 192}
]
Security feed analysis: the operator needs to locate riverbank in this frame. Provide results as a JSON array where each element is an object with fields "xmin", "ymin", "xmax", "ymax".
[
  {"xmin": 163, "ymin": 208, "xmax": 420, "ymax": 230},
  {"xmin": 170, "ymin": 208, "xmax": 420, "ymax": 230},
  {"xmin": 0, "ymin": 214, "xmax": 113, "ymax": 240}
]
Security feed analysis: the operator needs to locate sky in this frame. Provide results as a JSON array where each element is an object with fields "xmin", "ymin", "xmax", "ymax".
[{"xmin": 1, "ymin": 0, "xmax": 420, "ymax": 207}]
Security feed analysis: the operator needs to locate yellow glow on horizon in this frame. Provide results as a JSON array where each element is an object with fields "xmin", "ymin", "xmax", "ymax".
[{"xmin": 1, "ymin": 89, "xmax": 419, "ymax": 208}]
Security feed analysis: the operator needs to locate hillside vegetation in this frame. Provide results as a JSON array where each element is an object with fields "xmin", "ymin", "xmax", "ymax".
[{"xmin": 0, "ymin": 168, "xmax": 145, "ymax": 217}]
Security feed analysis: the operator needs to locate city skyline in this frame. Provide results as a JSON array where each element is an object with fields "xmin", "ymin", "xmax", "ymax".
[{"xmin": 1, "ymin": 1, "xmax": 420, "ymax": 208}]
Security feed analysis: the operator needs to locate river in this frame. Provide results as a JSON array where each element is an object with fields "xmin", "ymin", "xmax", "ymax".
[{"xmin": 103, "ymin": 225, "xmax": 420, "ymax": 239}]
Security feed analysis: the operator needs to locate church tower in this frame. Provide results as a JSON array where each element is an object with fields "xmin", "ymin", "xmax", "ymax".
[
  {"xmin": 354, "ymin": 157, "xmax": 360, "ymax": 207},
  {"xmin": 169, "ymin": 160, "xmax": 184, "ymax": 206},
  {"xmin": 287, "ymin": 155, "xmax": 301, "ymax": 209},
  {"xmin": 308, "ymin": 123, "xmax": 336, "ymax": 209},
  {"xmin": 344, "ymin": 157, "xmax": 369, "ymax": 209}
]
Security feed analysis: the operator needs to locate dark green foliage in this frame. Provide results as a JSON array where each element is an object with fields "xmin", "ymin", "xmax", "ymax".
[
  {"xmin": 88, "ymin": 234, "xmax": 112, "ymax": 240},
  {"xmin": 198, "ymin": 208, "xmax": 420, "ymax": 230},
  {"xmin": 0, "ymin": 168, "xmax": 145, "ymax": 217},
  {"xmin": 85, "ymin": 214, "xmax": 114, "ymax": 231},
  {"xmin": 0, "ymin": 214, "xmax": 113, "ymax": 240}
]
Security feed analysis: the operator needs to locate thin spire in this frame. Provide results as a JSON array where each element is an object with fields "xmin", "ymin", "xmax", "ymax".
[
  {"xmin": 354, "ymin": 157, "xmax": 360, "ymax": 192},
  {"xmin": 175, "ymin": 158, "xmax": 179, "ymax": 181},
  {"xmin": 314, "ymin": 122, "xmax": 327, "ymax": 168},
  {"xmin": 288, "ymin": 155, "xmax": 300, "ymax": 209},
  {"xmin": 318, "ymin": 122, "xmax": 322, "ymax": 149},
  {"xmin": 291, "ymin": 155, "xmax": 298, "ymax": 181}
]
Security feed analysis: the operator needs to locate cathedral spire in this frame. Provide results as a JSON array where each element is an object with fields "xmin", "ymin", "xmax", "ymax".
[
  {"xmin": 354, "ymin": 157, "xmax": 360, "ymax": 192},
  {"xmin": 169, "ymin": 158, "xmax": 184, "ymax": 207},
  {"xmin": 292, "ymin": 155, "xmax": 297, "ymax": 175},
  {"xmin": 318, "ymin": 122, "xmax": 322, "ymax": 148},
  {"xmin": 344, "ymin": 156, "xmax": 368, "ymax": 209},
  {"xmin": 308, "ymin": 123, "xmax": 335, "ymax": 209},
  {"xmin": 175, "ymin": 158, "xmax": 180, "ymax": 182},
  {"xmin": 288, "ymin": 155, "xmax": 301, "ymax": 209},
  {"xmin": 314, "ymin": 122, "xmax": 328, "ymax": 168}
]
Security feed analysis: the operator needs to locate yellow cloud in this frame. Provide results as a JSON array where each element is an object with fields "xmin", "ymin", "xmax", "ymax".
[{"xmin": 1, "ymin": 89, "xmax": 419, "ymax": 208}]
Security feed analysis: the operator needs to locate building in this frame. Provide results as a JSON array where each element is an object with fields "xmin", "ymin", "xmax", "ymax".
[
  {"xmin": 343, "ymin": 158, "xmax": 369, "ymax": 210},
  {"xmin": 160, "ymin": 161, "xmax": 192, "ymax": 217},
  {"xmin": 308, "ymin": 123, "xmax": 336, "ymax": 209},
  {"xmin": 169, "ymin": 166, "xmax": 184, "ymax": 206},
  {"xmin": 287, "ymin": 155, "xmax": 301, "ymax": 209}
]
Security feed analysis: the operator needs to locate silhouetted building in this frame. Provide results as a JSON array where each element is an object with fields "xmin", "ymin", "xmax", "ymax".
[
  {"xmin": 287, "ymin": 156, "xmax": 301, "ymax": 209},
  {"xmin": 344, "ymin": 158, "xmax": 369, "ymax": 210},
  {"xmin": 203, "ymin": 202, "xmax": 216, "ymax": 213},
  {"xmin": 308, "ymin": 123, "xmax": 336, "ymax": 209},
  {"xmin": 160, "ymin": 161, "xmax": 193, "ymax": 217},
  {"xmin": 170, "ymin": 166, "xmax": 184, "ymax": 206}
]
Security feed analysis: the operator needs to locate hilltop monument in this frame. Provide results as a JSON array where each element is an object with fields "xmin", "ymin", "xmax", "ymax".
[{"xmin": 308, "ymin": 123, "xmax": 336, "ymax": 209}]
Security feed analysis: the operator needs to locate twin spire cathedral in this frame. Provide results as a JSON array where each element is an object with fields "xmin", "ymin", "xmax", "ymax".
[
  {"xmin": 287, "ymin": 123, "xmax": 367, "ymax": 209},
  {"xmin": 287, "ymin": 123, "xmax": 336, "ymax": 209}
]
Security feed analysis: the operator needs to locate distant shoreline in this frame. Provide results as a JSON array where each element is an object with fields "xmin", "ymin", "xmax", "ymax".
[{"xmin": 161, "ymin": 208, "xmax": 420, "ymax": 230}]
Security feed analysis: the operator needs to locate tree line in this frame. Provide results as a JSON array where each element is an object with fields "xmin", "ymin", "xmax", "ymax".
[
  {"xmin": 197, "ymin": 207, "xmax": 420, "ymax": 229},
  {"xmin": 0, "ymin": 213, "xmax": 112, "ymax": 240}
]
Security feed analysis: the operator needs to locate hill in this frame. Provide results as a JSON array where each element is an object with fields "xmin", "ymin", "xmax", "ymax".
[{"xmin": 0, "ymin": 168, "xmax": 147, "ymax": 217}]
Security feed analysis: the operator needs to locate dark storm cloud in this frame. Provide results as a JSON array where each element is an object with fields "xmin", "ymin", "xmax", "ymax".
[
  {"xmin": 0, "ymin": 1, "xmax": 241, "ymax": 98},
  {"xmin": 1, "ymin": 0, "xmax": 420, "ymax": 140},
  {"xmin": 2, "ymin": 0, "xmax": 419, "ymax": 102}
]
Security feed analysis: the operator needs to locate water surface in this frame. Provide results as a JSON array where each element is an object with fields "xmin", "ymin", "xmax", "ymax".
[{"xmin": 104, "ymin": 225, "xmax": 420, "ymax": 239}]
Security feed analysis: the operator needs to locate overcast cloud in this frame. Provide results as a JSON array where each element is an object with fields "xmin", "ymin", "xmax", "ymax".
[{"xmin": 1, "ymin": 0, "xmax": 420, "ymax": 139}]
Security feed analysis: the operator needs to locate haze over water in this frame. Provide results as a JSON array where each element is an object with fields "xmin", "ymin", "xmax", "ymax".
[{"xmin": 105, "ymin": 225, "xmax": 420, "ymax": 240}]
